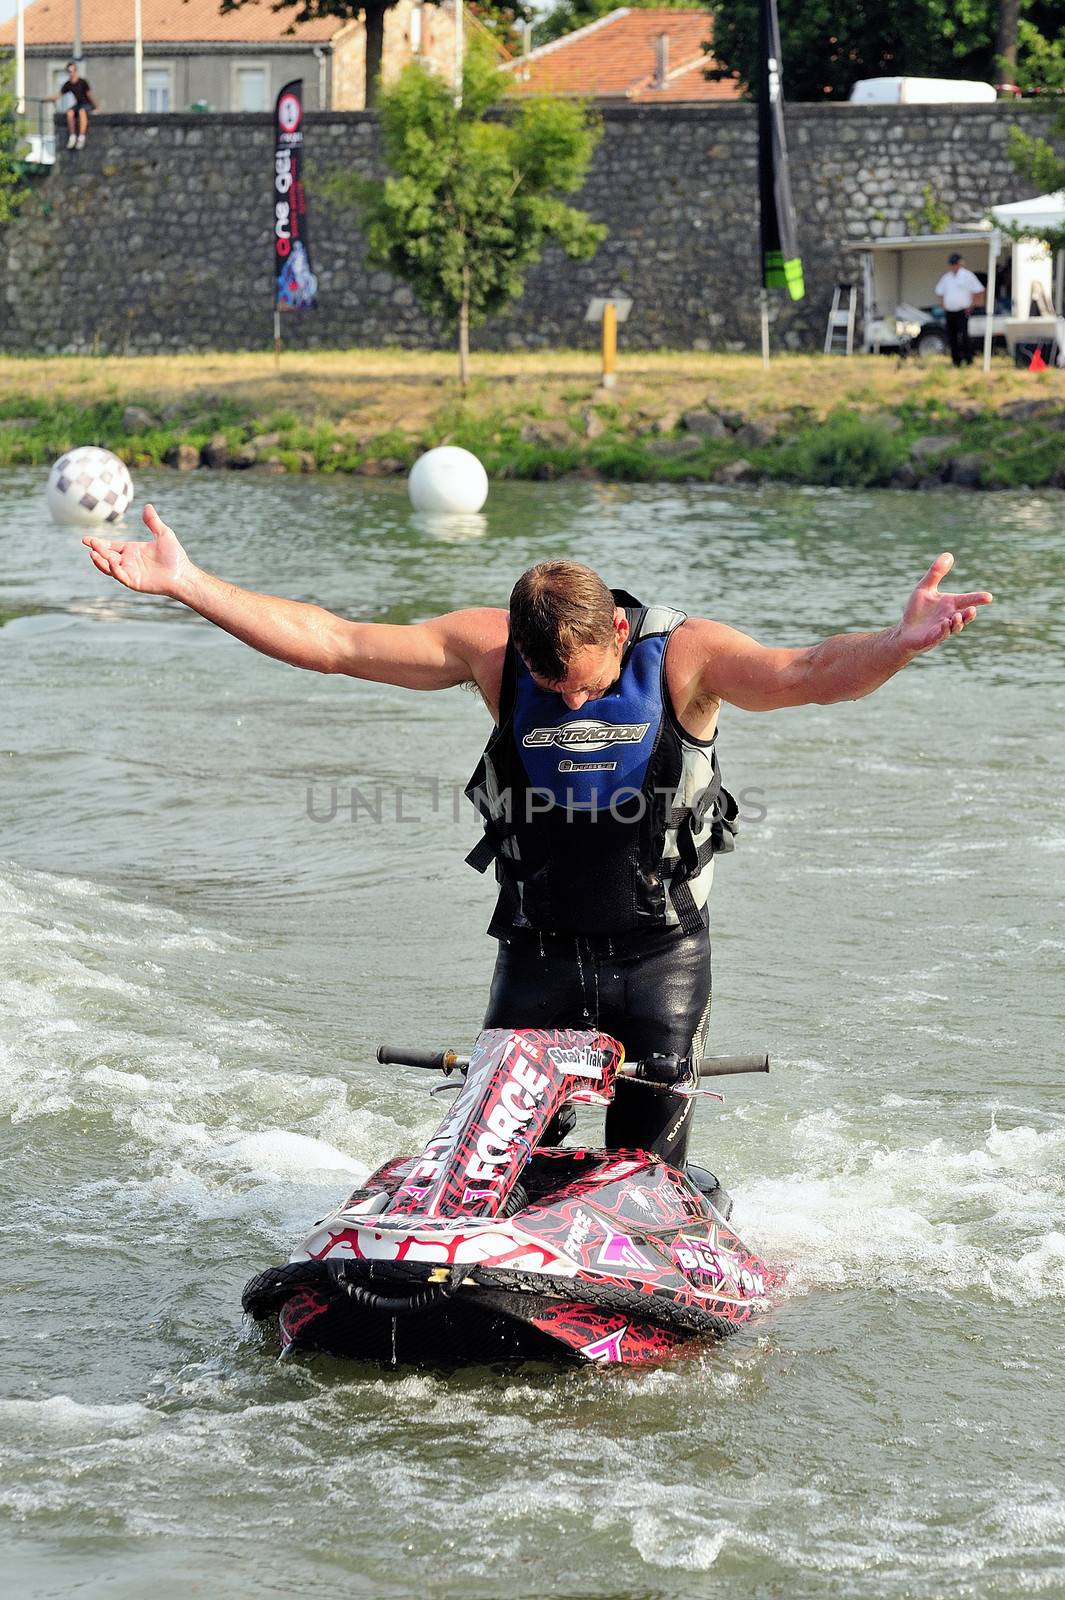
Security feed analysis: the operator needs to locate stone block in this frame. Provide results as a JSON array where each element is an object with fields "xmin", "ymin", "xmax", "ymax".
[
  {"xmin": 713, "ymin": 458, "xmax": 756, "ymax": 483},
  {"xmin": 164, "ymin": 442, "xmax": 200, "ymax": 471},
  {"xmin": 681, "ymin": 408, "xmax": 728, "ymax": 438},
  {"xmin": 122, "ymin": 404, "xmax": 158, "ymax": 434},
  {"xmin": 910, "ymin": 434, "xmax": 956, "ymax": 460}
]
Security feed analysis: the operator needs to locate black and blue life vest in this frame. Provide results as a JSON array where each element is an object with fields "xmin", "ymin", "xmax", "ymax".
[{"xmin": 465, "ymin": 592, "xmax": 737, "ymax": 938}]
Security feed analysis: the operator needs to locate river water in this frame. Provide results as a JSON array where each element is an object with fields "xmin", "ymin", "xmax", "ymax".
[{"xmin": 1, "ymin": 467, "xmax": 1063, "ymax": 1599}]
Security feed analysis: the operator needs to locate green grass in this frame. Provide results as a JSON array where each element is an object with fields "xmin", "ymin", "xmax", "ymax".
[{"xmin": 0, "ymin": 369, "xmax": 1062, "ymax": 488}]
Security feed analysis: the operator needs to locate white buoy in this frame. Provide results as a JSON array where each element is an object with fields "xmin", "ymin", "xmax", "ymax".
[
  {"xmin": 46, "ymin": 447, "xmax": 134, "ymax": 527},
  {"xmin": 407, "ymin": 446, "xmax": 488, "ymax": 514}
]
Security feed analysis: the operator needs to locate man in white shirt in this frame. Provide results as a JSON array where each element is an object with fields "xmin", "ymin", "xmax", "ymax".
[{"xmin": 935, "ymin": 253, "xmax": 985, "ymax": 367}]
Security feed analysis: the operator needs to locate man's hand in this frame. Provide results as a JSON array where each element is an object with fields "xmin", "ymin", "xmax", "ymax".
[
  {"xmin": 894, "ymin": 553, "xmax": 993, "ymax": 655},
  {"xmin": 82, "ymin": 503, "xmax": 191, "ymax": 598}
]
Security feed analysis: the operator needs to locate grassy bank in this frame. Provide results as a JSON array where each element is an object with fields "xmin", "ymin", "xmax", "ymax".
[{"xmin": 1, "ymin": 350, "xmax": 1064, "ymax": 489}]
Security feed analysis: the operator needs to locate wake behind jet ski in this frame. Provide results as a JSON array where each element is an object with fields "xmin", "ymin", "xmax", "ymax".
[{"xmin": 243, "ymin": 1027, "xmax": 777, "ymax": 1367}]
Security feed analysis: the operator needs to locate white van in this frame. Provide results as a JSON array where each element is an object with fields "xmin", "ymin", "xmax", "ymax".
[{"xmin": 849, "ymin": 77, "xmax": 998, "ymax": 105}]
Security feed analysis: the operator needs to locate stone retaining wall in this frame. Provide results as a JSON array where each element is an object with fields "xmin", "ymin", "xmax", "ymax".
[{"xmin": 1, "ymin": 102, "xmax": 1060, "ymax": 354}]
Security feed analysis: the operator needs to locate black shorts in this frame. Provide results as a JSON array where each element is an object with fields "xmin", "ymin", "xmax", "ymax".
[{"xmin": 483, "ymin": 924, "xmax": 712, "ymax": 1162}]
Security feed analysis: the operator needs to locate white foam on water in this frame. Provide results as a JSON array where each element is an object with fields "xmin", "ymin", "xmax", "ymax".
[
  {"xmin": 0, "ymin": 861, "xmax": 387, "ymax": 1241},
  {"xmin": 0, "ymin": 1394, "xmax": 157, "ymax": 1441},
  {"xmin": 741, "ymin": 1104, "xmax": 1065, "ymax": 1304}
]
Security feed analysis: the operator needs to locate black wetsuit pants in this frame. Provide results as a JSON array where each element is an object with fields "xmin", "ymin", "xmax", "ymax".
[{"xmin": 483, "ymin": 926, "xmax": 711, "ymax": 1168}]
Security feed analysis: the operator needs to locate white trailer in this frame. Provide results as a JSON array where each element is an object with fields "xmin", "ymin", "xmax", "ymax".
[{"xmin": 852, "ymin": 230, "xmax": 1056, "ymax": 360}]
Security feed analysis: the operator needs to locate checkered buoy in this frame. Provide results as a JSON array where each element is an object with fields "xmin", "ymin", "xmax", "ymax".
[{"xmin": 46, "ymin": 448, "xmax": 134, "ymax": 527}]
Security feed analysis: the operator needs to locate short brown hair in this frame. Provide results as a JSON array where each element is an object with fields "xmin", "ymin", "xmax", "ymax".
[{"xmin": 509, "ymin": 561, "xmax": 615, "ymax": 681}]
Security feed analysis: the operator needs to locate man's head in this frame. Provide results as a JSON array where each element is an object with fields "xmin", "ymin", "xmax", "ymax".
[
  {"xmin": 509, "ymin": 560, "xmax": 629, "ymax": 710},
  {"xmin": 948, "ymin": 252, "xmax": 962, "ymax": 271},
  {"xmin": 66, "ymin": 61, "xmax": 79, "ymax": 77}
]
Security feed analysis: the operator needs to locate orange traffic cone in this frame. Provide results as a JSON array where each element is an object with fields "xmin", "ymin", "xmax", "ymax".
[{"xmin": 1029, "ymin": 346, "xmax": 1048, "ymax": 372}]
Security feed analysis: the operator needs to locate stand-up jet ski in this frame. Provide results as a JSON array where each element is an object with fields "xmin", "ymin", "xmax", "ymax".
[{"xmin": 243, "ymin": 1028, "xmax": 777, "ymax": 1366}]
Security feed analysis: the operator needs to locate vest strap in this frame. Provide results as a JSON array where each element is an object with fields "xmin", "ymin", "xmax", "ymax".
[
  {"xmin": 465, "ymin": 834, "xmax": 497, "ymax": 874},
  {"xmin": 667, "ymin": 874, "xmax": 705, "ymax": 935}
]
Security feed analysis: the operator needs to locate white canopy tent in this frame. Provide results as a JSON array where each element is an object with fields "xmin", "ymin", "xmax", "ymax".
[{"xmin": 988, "ymin": 191, "xmax": 1065, "ymax": 368}]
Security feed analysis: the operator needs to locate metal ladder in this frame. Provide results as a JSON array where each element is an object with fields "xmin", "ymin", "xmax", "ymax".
[{"xmin": 824, "ymin": 282, "xmax": 857, "ymax": 355}]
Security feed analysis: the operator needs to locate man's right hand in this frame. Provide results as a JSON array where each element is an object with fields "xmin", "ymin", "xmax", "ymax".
[{"xmin": 82, "ymin": 503, "xmax": 191, "ymax": 598}]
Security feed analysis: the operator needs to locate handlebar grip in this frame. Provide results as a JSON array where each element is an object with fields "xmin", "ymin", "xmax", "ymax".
[
  {"xmin": 376, "ymin": 1045, "xmax": 461, "ymax": 1071},
  {"xmin": 697, "ymin": 1054, "xmax": 770, "ymax": 1077}
]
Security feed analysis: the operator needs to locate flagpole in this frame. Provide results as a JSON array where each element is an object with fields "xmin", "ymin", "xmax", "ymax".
[
  {"xmin": 15, "ymin": 0, "xmax": 25, "ymax": 113},
  {"xmin": 133, "ymin": 0, "xmax": 143, "ymax": 113},
  {"xmin": 274, "ymin": 309, "xmax": 281, "ymax": 371},
  {"xmin": 982, "ymin": 231, "xmax": 999, "ymax": 375},
  {"xmin": 453, "ymin": 0, "xmax": 464, "ymax": 108}
]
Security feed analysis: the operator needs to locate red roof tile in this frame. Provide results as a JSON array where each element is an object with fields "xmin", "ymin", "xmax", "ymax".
[
  {"xmin": 507, "ymin": 8, "xmax": 739, "ymax": 102},
  {"xmin": 0, "ymin": 0, "xmax": 341, "ymax": 47}
]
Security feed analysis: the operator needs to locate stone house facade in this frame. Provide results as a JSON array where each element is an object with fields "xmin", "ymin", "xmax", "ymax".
[{"xmin": 1, "ymin": 0, "xmax": 459, "ymax": 114}]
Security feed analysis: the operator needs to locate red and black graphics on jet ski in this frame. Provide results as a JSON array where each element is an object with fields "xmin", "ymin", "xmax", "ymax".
[
  {"xmin": 528, "ymin": 1303, "xmax": 697, "ymax": 1364},
  {"xmin": 243, "ymin": 1027, "xmax": 776, "ymax": 1366},
  {"xmin": 387, "ymin": 1028, "xmax": 622, "ymax": 1220},
  {"xmin": 512, "ymin": 1154, "xmax": 774, "ymax": 1321}
]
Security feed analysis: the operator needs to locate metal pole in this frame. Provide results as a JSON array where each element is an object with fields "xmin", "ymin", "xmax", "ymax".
[
  {"xmin": 133, "ymin": 0, "xmax": 143, "ymax": 112},
  {"xmin": 601, "ymin": 301, "xmax": 617, "ymax": 388},
  {"xmin": 15, "ymin": 0, "xmax": 25, "ymax": 114},
  {"xmin": 1055, "ymin": 248, "xmax": 1064, "ymax": 317},
  {"xmin": 453, "ymin": 0, "xmax": 463, "ymax": 109},
  {"xmin": 982, "ymin": 230, "xmax": 999, "ymax": 375},
  {"xmin": 74, "ymin": 0, "xmax": 81, "ymax": 63},
  {"xmin": 760, "ymin": 287, "xmax": 770, "ymax": 369},
  {"xmin": 274, "ymin": 308, "xmax": 281, "ymax": 372}
]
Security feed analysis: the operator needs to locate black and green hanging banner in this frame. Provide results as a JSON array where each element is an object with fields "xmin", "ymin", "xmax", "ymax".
[{"xmin": 757, "ymin": 0, "xmax": 804, "ymax": 300}]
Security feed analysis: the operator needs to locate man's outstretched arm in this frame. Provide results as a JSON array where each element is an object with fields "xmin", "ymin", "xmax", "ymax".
[
  {"xmin": 83, "ymin": 504, "xmax": 505, "ymax": 690},
  {"xmin": 683, "ymin": 554, "xmax": 992, "ymax": 712}
]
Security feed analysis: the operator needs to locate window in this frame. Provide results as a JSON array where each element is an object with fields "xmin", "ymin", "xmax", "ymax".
[
  {"xmin": 236, "ymin": 66, "xmax": 268, "ymax": 112},
  {"xmin": 49, "ymin": 61, "xmax": 74, "ymax": 106},
  {"xmin": 144, "ymin": 69, "xmax": 171, "ymax": 113}
]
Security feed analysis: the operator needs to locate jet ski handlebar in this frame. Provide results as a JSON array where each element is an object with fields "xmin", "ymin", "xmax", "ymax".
[
  {"xmin": 376, "ymin": 1045, "xmax": 768, "ymax": 1078},
  {"xmin": 376, "ymin": 1045, "xmax": 465, "ymax": 1073}
]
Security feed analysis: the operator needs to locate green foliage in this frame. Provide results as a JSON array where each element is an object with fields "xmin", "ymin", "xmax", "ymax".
[
  {"xmin": 469, "ymin": 0, "xmax": 534, "ymax": 38},
  {"xmin": 706, "ymin": 0, "xmax": 1000, "ymax": 99},
  {"xmin": 1011, "ymin": 7, "xmax": 1065, "ymax": 91},
  {"xmin": 1006, "ymin": 100, "xmax": 1065, "ymax": 254},
  {"xmin": 905, "ymin": 184, "xmax": 952, "ymax": 236},
  {"xmin": 535, "ymin": 0, "xmax": 703, "ymax": 48},
  {"xmin": 321, "ymin": 40, "xmax": 605, "ymax": 371},
  {"xmin": 0, "ymin": 56, "xmax": 28, "ymax": 223},
  {"xmin": 776, "ymin": 413, "xmax": 906, "ymax": 487}
]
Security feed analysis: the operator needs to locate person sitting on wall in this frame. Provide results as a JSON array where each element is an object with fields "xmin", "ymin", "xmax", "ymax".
[
  {"xmin": 935, "ymin": 252, "xmax": 985, "ymax": 368},
  {"xmin": 45, "ymin": 62, "xmax": 99, "ymax": 151}
]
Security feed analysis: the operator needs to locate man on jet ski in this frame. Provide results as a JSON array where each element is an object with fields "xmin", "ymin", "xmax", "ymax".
[{"xmin": 83, "ymin": 510, "xmax": 991, "ymax": 1171}]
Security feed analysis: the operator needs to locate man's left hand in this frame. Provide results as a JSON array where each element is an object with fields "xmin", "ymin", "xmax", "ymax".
[{"xmin": 896, "ymin": 553, "xmax": 993, "ymax": 655}]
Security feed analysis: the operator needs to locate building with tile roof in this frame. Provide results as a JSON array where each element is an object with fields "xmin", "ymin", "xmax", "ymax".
[
  {"xmin": 506, "ymin": 8, "xmax": 739, "ymax": 104},
  {"xmin": 0, "ymin": 0, "xmax": 458, "ymax": 113}
]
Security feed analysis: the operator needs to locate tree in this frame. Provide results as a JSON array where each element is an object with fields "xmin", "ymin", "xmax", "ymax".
[
  {"xmin": 321, "ymin": 40, "xmax": 605, "ymax": 384},
  {"xmin": 705, "ymin": 0, "xmax": 1000, "ymax": 99},
  {"xmin": 0, "ymin": 58, "xmax": 27, "ymax": 224},
  {"xmin": 1004, "ymin": 16, "xmax": 1061, "ymax": 91},
  {"xmin": 705, "ymin": 0, "xmax": 1065, "ymax": 99},
  {"xmin": 535, "ymin": 0, "xmax": 703, "ymax": 48},
  {"xmin": 996, "ymin": 0, "xmax": 1021, "ymax": 77},
  {"xmin": 1006, "ymin": 105, "xmax": 1065, "ymax": 252}
]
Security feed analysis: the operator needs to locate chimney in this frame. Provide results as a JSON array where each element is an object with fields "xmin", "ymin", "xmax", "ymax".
[{"xmin": 654, "ymin": 32, "xmax": 669, "ymax": 89}]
